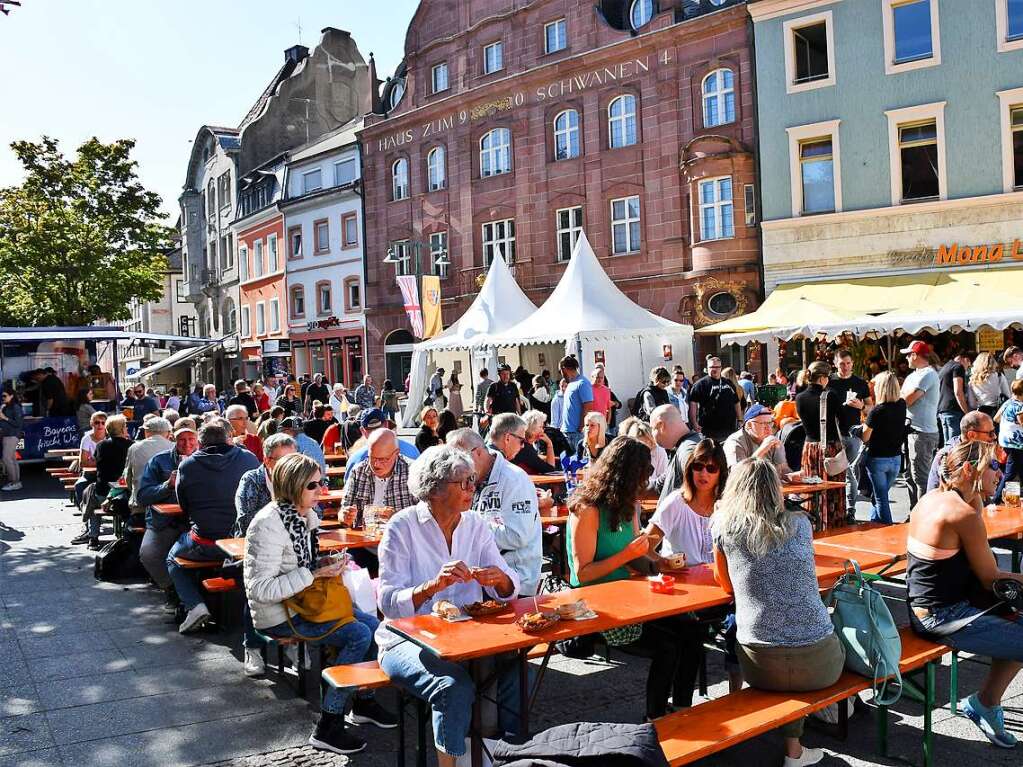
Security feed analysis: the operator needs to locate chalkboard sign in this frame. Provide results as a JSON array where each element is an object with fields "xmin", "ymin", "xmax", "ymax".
[{"xmin": 20, "ymin": 417, "xmax": 79, "ymax": 461}]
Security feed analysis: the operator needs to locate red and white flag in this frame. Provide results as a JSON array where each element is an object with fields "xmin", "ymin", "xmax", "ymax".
[{"xmin": 396, "ymin": 275, "xmax": 424, "ymax": 338}]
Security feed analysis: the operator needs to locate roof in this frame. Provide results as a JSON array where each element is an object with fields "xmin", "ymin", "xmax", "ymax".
[
  {"xmin": 289, "ymin": 117, "xmax": 364, "ymax": 164},
  {"xmin": 239, "ymin": 57, "xmax": 303, "ymax": 130}
]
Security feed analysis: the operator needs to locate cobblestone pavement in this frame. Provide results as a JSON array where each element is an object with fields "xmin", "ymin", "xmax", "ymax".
[{"xmin": 3, "ymin": 466, "xmax": 1023, "ymax": 767}]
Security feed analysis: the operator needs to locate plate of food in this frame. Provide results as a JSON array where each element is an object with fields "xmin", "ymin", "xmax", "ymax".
[
  {"xmin": 463, "ymin": 599, "xmax": 509, "ymax": 618},
  {"xmin": 517, "ymin": 611, "xmax": 561, "ymax": 634},
  {"xmin": 431, "ymin": 600, "xmax": 471, "ymax": 622},
  {"xmin": 555, "ymin": 600, "xmax": 598, "ymax": 621}
]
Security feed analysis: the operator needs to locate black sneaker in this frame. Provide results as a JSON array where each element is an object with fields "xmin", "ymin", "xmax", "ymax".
[
  {"xmin": 347, "ymin": 697, "xmax": 398, "ymax": 729},
  {"xmin": 161, "ymin": 588, "xmax": 180, "ymax": 613},
  {"xmin": 88, "ymin": 538, "xmax": 103, "ymax": 551},
  {"xmin": 71, "ymin": 532, "xmax": 90, "ymax": 545},
  {"xmin": 309, "ymin": 715, "xmax": 366, "ymax": 755}
]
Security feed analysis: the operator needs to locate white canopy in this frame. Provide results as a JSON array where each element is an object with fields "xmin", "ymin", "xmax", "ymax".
[{"xmin": 127, "ymin": 340, "xmax": 223, "ymax": 380}]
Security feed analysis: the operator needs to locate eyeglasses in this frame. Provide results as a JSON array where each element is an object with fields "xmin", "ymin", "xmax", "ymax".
[
  {"xmin": 690, "ymin": 462, "xmax": 720, "ymax": 474},
  {"xmin": 507, "ymin": 433, "xmax": 527, "ymax": 443},
  {"xmin": 445, "ymin": 474, "xmax": 477, "ymax": 491},
  {"xmin": 305, "ymin": 480, "xmax": 322, "ymax": 491}
]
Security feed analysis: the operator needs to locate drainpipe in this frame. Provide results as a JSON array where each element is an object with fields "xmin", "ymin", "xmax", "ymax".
[{"xmin": 747, "ymin": 8, "xmax": 769, "ymax": 380}]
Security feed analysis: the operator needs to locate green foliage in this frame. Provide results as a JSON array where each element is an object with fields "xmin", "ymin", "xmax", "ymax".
[{"xmin": 0, "ymin": 136, "xmax": 173, "ymax": 327}]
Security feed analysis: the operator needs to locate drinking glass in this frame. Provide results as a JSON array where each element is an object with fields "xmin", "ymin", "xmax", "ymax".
[{"xmin": 1005, "ymin": 482, "xmax": 1020, "ymax": 508}]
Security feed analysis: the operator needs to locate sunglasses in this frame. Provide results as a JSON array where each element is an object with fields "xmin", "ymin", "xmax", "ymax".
[
  {"xmin": 690, "ymin": 462, "xmax": 720, "ymax": 475},
  {"xmin": 305, "ymin": 480, "xmax": 322, "ymax": 491}
]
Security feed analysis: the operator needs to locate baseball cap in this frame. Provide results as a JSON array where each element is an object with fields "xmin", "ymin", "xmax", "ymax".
[
  {"xmin": 899, "ymin": 340, "xmax": 931, "ymax": 355},
  {"xmin": 743, "ymin": 403, "xmax": 772, "ymax": 423},
  {"xmin": 173, "ymin": 425, "xmax": 197, "ymax": 436},
  {"xmin": 359, "ymin": 408, "xmax": 386, "ymax": 429},
  {"xmin": 280, "ymin": 416, "xmax": 303, "ymax": 430},
  {"xmin": 497, "ymin": 363, "xmax": 512, "ymax": 373}
]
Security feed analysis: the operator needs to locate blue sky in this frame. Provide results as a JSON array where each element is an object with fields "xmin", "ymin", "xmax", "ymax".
[{"xmin": 0, "ymin": 0, "xmax": 420, "ymax": 220}]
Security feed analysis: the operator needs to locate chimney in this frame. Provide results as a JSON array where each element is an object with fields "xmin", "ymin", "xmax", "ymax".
[
  {"xmin": 284, "ymin": 45, "xmax": 309, "ymax": 64},
  {"xmin": 368, "ymin": 52, "xmax": 381, "ymax": 114}
]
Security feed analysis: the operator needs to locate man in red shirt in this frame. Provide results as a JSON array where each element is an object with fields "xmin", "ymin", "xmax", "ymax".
[{"xmin": 225, "ymin": 404, "xmax": 264, "ymax": 462}]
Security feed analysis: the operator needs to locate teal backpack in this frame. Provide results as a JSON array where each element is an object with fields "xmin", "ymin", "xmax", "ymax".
[{"xmin": 827, "ymin": 560, "xmax": 902, "ymax": 705}]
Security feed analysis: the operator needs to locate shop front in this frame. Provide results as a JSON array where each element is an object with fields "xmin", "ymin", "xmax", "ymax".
[{"xmin": 290, "ymin": 317, "xmax": 365, "ymax": 387}]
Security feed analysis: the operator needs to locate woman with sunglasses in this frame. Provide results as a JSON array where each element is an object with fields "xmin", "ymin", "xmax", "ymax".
[
  {"xmin": 277, "ymin": 384, "xmax": 303, "ymax": 418},
  {"xmin": 908, "ymin": 440, "xmax": 1023, "ymax": 749},
  {"xmin": 575, "ymin": 411, "xmax": 608, "ymax": 463},
  {"xmin": 245, "ymin": 452, "xmax": 395, "ymax": 755}
]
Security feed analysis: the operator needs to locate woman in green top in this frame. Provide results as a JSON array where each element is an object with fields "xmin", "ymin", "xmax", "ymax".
[{"xmin": 567, "ymin": 436, "xmax": 706, "ymax": 718}]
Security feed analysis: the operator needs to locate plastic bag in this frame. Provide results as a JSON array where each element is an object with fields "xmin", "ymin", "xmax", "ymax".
[{"xmin": 342, "ymin": 565, "xmax": 376, "ymax": 614}]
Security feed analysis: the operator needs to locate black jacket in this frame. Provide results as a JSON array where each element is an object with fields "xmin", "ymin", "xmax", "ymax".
[{"xmin": 493, "ymin": 722, "xmax": 669, "ymax": 767}]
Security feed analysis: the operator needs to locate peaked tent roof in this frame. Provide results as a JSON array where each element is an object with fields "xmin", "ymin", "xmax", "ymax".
[
  {"xmin": 488, "ymin": 232, "xmax": 689, "ymax": 346},
  {"xmin": 417, "ymin": 248, "xmax": 537, "ymax": 351}
]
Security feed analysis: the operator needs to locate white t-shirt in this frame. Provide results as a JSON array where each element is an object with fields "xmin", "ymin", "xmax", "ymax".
[
  {"xmin": 902, "ymin": 366, "xmax": 940, "ymax": 434},
  {"xmin": 650, "ymin": 490, "xmax": 714, "ymax": 565},
  {"xmin": 371, "ymin": 476, "xmax": 388, "ymax": 506},
  {"xmin": 650, "ymin": 444, "xmax": 669, "ymax": 485},
  {"xmin": 80, "ymin": 431, "xmax": 98, "ymax": 458}
]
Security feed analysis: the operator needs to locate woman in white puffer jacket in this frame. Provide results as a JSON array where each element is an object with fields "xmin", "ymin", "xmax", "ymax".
[{"xmin": 244, "ymin": 453, "xmax": 395, "ymax": 755}]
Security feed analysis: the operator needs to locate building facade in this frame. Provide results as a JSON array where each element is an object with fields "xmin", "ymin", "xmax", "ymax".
[
  {"xmin": 281, "ymin": 119, "xmax": 367, "ymax": 385},
  {"xmin": 360, "ymin": 0, "xmax": 761, "ymax": 382},
  {"xmin": 751, "ymin": 0, "xmax": 1023, "ymax": 365}
]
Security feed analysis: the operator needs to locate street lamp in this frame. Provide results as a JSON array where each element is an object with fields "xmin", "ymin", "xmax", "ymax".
[{"xmin": 382, "ymin": 238, "xmax": 449, "ymax": 280}]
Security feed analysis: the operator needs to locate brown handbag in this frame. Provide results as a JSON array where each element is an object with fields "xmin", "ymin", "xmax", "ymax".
[{"xmin": 282, "ymin": 576, "xmax": 355, "ymax": 640}]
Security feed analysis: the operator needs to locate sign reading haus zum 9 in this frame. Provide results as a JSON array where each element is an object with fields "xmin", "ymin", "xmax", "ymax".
[{"xmin": 371, "ymin": 51, "xmax": 671, "ymax": 154}]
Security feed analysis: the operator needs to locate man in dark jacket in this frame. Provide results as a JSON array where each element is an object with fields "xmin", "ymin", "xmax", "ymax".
[
  {"xmin": 227, "ymin": 379, "xmax": 259, "ymax": 420},
  {"xmin": 167, "ymin": 418, "xmax": 259, "ymax": 633}
]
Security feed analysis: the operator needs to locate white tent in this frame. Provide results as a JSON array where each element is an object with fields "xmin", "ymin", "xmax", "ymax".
[
  {"xmin": 487, "ymin": 232, "xmax": 695, "ymax": 411},
  {"xmin": 401, "ymin": 251, "xmax": 538, "ymax": 426}
]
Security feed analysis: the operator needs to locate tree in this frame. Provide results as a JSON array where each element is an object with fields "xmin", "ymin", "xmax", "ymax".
[{"xmin": 0, "ymin": 136, "xmax": 172, "ymax": 327}]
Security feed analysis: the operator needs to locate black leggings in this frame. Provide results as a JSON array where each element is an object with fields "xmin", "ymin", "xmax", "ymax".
[{"xmin": 620, "ymin": 615, "xmax": 706, "ymax": 718}]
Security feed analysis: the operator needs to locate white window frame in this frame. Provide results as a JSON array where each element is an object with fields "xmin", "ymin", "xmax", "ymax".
[
  {"xmin": 610, "ymin": 196, "xmax": 642, "ymax": 255},
  {"xmin": 317, "ymin": 283, "xmax": 332, "ymax": 315},
  {"xmin": 997, "ymin": 0, "xmax": 1023, "ymax": 53},
  {"xmin": 997, "ymin": 87, "xmax": 1023, "ymax": 192},
  {"xmin": 253, "ymin": 239, "xmax": 264, "ymax": 278},
  {"xmin": 884, "ymin": 101, "xmax": 947, "ymax": 205},
  {"xmin": 389, "ymin": 79, "xmax": 405, "ymax": 110},
  {"xmin": 302, "ymin": 169, "xmax": 322, "ymax": 194},
  {"xmin": 556, "ymin": 206, "xmax": 583, "ymax": 262},
  {"xmin": 483, "ymin": 41, "xmax": 503, "ymax": 74},
  {"xmin": 269, "ymin": 297, "xmax": 280, "ymax": 332},
  {"xmin": 239, "ymin": 244, "xmax": 249, "ymax": 282},
  {"xmin": 256, "ymin": 301, "xmax": 266, "ymax": 336},
  {"xmin": 630, "ymin": 0, "xmax": 654, "ymax": 30},
  {"xmin": 427, "ymin": 146, "xmax": 447, "ymax": 190},
  {"xmin": 786, "ymin": 119, "xmax": 843, "ymax": 216},
  {"xmin": 882, "ymin": 0, "xmax": 941, "ymax": 75},
  {"xmin": 392, "ymin": 158, "xmax": 409, "ymax": 200},
  {"xmin": 608, "ymin": 94, "xmax": 638, "ymax": 149},
  {"xmin": 544, "ymin": 18, "xmax": 567, "ymax": 54},
  {"xmin": 291, "ymin": 286, "xmax": 305, "ymax": 318},
  {"xmin": 241, "ymin": 305, "xmax": 250, "ymax": 338},
  {"xmin": 346, "ymin": 279, "xmax": 362, "ymax": 311},
  {"xmin": 782, "ymin": 11, "xmax": 836, "ymax": 94},
  {"xmin": 480, "ymin": 128, "xmax": 512, "ymax": 177},
  {"xmin": 702, "ymin": 68, "xmax": 736, "ymax": 128},
  {"xmin": 268, "ymin": 234, "xmax": 279, "ymax": 272},
  {"xmin": 392, "ymin": 239, "xmax": 412, "ymax": 277},
  {"xmin": 334, "ymin": 157, "xmax": 357, "ymax": 186},
  {"xmin": 554, "ymin": 109, "xmax": 581, "ymax": 160},
  {"xmin": 482, "ymin": 219, "xmax": 516, "ymax": 266},
  {"xmin": 697, "ymin": 177, "xmax": 735, "ymax": 242},
  {"xmin": 430, "ymin": 231, "xmax": 449, "ymax": 278},
  {"xmin": 432, "ymin": 62, "xmax": 449, "ymax": 94}
]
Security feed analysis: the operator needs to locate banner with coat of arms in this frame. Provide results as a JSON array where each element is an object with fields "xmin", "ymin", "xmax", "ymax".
[
  {"xmin": 396, "ymin": 275, "xmax": 424, "ymax": 338},
  {"xmin": 421, "ymin": 275, "xmax": 443, "ymax": 339}
]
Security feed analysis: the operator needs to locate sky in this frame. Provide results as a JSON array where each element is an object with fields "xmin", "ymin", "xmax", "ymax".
[{"xmin": 0, "ymin": 0, "xmax": 421, "ymax": 220}]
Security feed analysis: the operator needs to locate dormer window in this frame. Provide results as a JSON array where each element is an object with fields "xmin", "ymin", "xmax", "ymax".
[
  {"xmin": 389, "ymin": 78, "xmax": 405, "ymax": 110},
  {"xmin": 630, "ymin": 0, "xmax": 654, "ymax": 30}
]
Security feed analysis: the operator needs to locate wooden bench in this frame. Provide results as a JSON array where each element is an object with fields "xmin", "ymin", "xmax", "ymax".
[
  {"xmin": 172, "ymin": 556, "xmax": 222, "ymax": 570},
  {"xmin": 654, "ymin": 628, "xmax": 947, "ymax": 767},
  {"xmin": 201, "ymin": 576, "xmax": 238, "ymax": 593}
]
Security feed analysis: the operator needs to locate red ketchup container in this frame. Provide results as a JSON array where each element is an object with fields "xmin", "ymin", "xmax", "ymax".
[{"xmin": 648, "ymin": 575, "xmax": 676, "ymax": 594}]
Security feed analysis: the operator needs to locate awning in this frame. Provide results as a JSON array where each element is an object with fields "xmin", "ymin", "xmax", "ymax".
[
  {"xmin": 0, "ymin": 326, "xmax": 131, "ymax": 342},
  {"xmin": 127, "ymin": 340, "xmax": 222, "ymax": 380}
]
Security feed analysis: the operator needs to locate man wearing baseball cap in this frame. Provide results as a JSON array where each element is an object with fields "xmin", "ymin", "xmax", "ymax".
[
  {"xmin": 342, "ymin": 408, "xmax": 419, "ymax": 482},
  {"xmin": 899, "ymin": 340, "xmax": 940, "ymax": 503},
  {"xmin": 722, "ymin": 403, "xmax": 800, "ymax": 481}
]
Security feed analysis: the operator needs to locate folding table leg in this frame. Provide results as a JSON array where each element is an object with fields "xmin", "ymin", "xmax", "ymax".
[
  {"xmin": 416, "ymin": 699, "xmax": 428, "ymax": 767},
  {"xmin": 950, "ymin": 651, "xmax": 958, "ymax": 714},
  {"xmin": 876, "ymin": 703, "xmax": 888, "ymax": 757},
  {"xmin": 396, "ymin": 691, "xmax": 406, "ymax": 767},
  {"xmin": 924, "ymin": 662, "xmax": 935, "ymax": 767},
  {"xmin": 518, "ymin": 648, "xmax": 530, "ymax": 737}
]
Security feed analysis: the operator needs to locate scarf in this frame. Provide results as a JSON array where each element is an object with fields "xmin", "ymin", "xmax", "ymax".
[{"xmin": 277, "ymin": 500, "xmax": 318, "ymax": 570}]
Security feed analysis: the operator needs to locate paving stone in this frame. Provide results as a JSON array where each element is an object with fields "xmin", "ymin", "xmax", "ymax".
[
  {"xmin": 0, "ymin": 712, "xmax": 55, "ymax": 757},
  {"xmin": 0, "ymin": 746, "xmax": 63, "ymax": 767},
  {"xmin": 0, "ymin": 684, "xmax": 42, "ymax": 718},
  {"xmin": 19, "ymin": 630, "xmax": 115, "ymax": 660},
  {"xmin": 27, "ymin": 649, "xmax": 133, "ymax": 683}
]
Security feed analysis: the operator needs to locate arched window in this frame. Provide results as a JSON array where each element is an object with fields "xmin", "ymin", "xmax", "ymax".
[
  {"xmin": 480, "ymin": 128, "xmax": 512, "ymax": 177},
  {"xmin": 630, "ymin": 0, "xmax": 654, "ymax": 30},
  {"xmin": 427, "ymin": 146, "xmax": 446, "ymax": 191},
  {"xmin": 554, "ymin": 109, "xmax": 581, "ymax": 160},
  {"xmin": 221, "ymin": 297, "xmax": 236, "ymax": 334},
  {"xmin": 608, "ymin": 95, "xmax": 638, "ymax": 148},
  {"xmin": 391, "ymin": 158, "xmax": 409, "ymax": 200},
  {"xmin": 702, "ymin": 68, "xmax": 735, "ymax": 128},
  {"xmin": 389, "ymin": 78, "xmax": 405, "ymax": 110},
  {"xmin": 290, "ymin": 285, "xmax": 305, "ymax": 318}
]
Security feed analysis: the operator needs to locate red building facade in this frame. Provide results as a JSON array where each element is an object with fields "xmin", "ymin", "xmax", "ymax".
[{"xmin": 360, "ymin": 0, "xmax": 761, "ymax": 382}]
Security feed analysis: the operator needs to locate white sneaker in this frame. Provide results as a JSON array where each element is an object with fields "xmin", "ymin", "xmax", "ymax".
[
  {"xmin": 283, "ymin": 643, "xmax": 311, "ymax": 670},
  {"xmin": 178, "ymin": 603, "xmax": 210, "ymax": 634},
  {"xmin": 243, "ymin": 648, "xmax": 265, "ymax": 677},
  {"xmin": 783, "ymin": 747, "xmax": 824, "ymax": 767},
  {"xmin": 1, "ymin": 482, "xmax": 21, "ymax": 491}
]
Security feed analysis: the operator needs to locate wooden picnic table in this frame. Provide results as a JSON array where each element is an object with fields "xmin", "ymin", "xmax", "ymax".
[
  {"xmin": 318, "ymin": 488, "xmax": 344, "ymax": 505},
  {"xmin": 326, "ymin": 465, "xmax": 346, "ymax": 478},
  {"xmin": 324, "ymin": 453, "xmax": 347, "ymax": 465},
  {"xmin": 153, "ymin": 503, "xmax": 183, "ymax": 516},
  {"xmin": 216, "ymin": 527, "xmax": 381, "ymax": 560}
]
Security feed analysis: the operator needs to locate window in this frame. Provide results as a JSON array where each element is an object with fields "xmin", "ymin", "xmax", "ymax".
[
  {"xmin": 707, "ymin": 292, "xmax": 738, "ymax": 316},
  {"xmin": 610, "ymin": 196, "xmax": 641, "ymax": 254},
  {"xmin": 799, "ymin": 139, "xmax": 836, "ymax": 214},
  {"xmin": 175, "ymin": 279, "xmax": 185, "ymax": 302},
  {"xmin": 290, "ymin": 286, "xmax": 305, "ymax": 318},
  {"xmin": 239, "ymin": 245, "xmax": 248, "ymax": 281},
  {"xmin": 480, "ymin": 128, "xmax": 512, "ymax": 177},
  {"xmin": 554, "ymin": 110, "xmax": 581, "ymax": 160},
  {"xmin": 256, "ymin": 302, "xmax": 266, "ymax": 335},
  {"xmin": 219, "ymin": 236, "xmax": 229, "ymax": 271},
  {"xmin": 484, "ymin": 42, "xmax": 503, "ymax": 74},
  {"xmin": 268, "ymin": 234, "xmax": 278, "ymax": 272},
  {"xmin": 886, "ymin": 102, "xmax": 946, "ymax": 204},
  {"xmin": 882, "ymin": 0, "xmax": 941, "ymax": 74},
  {"xmin": 342, "ymin": 213, "xmax": 359, "ymax": 248},
  {"xmin": 556, "ymin": 206, "xmax": 583, "ymax": 262},
  {"xmin": 288, "ymin": 226, "xmax": 302, "ymax": 260},
  {"xmin": 392, "ymin": 158, "xmax": 409, "ymax": 200},
  {"xmin": 630, "ymin": 0, "xmax": 654, "ymax": 30},
  {"xmin": 482, "ymin": 219, "xmax": 515, "ymax": 265},
  {"xmin": 241, "ymin": 305, "xmax": 250, "ymax": 338},
  {"xmin": 345, "ymin": 278, "xmax": 362, "ymax": 311},
  {"xmin": 391, "ymin": 239, "xmax": 412, "ymax": 277},
  {"xmin": 998, "ymin": 88, "xmax": 1023, "ymax": 192},
  {"xmin": 998, "ymin": 0, "xmax": 1023, "ymax": 51},
  {"xmin": 698, "ymin": 178, "xmax": 734, "ymax": 241},
  {"xmin": 317, "ymin": 282, "xmax": 332, "ymax": 315},
  {"xmin": 206, "ymin": 180, "xmax": 216, "ymax": 219},
  {"xmin": 302, "ymin": 169, "xmax": 322, "ymax": 194},
  {"xmin": 702, "ymin": 69, "xmax": 735, "ymax": 128},
  {"xmin": 783, "ymin": 12, "xmax": 835, "ymax": 93},
  {"xmin": 253, "ymin": 239, "xmax": 263, "ymax": 277},
  {"xmin": 432, "ymin": 62, "xmax": 449, "ymax": 93},
  {"xmin": 224, "ymin": 234, "xmax": 234, "ymax": 269},
  {"xmin": 335, "ymin": 157, "xmax": 357, "ymax": 186},
  {"xmin": 545, "ymin": 19, "xmax": 567, "ymax": 54},
  {"xmin": 428, "ymin": 146, "xmax": 447, "ymax": 190},
  {"xmin": 217, "ymin": 172, "xmax": 231, "ymax": 210},
  {"xmin": 314, "ymin": 219, "xmax": 330, "ymax": 254},
  {"xmin": 430, "ymin": 231, "xmax": 449, "ymax": 278},
  {"xmin": 208, "ymin": 241, "xmax": 217, "ymax": 272},
  {"xmin": 269, "ymin": 298, "xmax": 280, "ymax": 332},
  {"xmin": 389, "ymin": 78, "xmax": 405, "ymax": 110},
  {"xmin": 744, "ymin": 184, "xmax": 756, "ymax": 226},
  {"xmin": 608, "ymin": 95, "xmax": 638, "ymax": 149}
]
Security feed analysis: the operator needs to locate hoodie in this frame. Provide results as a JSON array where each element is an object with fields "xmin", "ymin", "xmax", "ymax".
[
  {"xmin": 176, "ymin": 443, "xmax": 260, "ymax": 541},
  {"xmin": 137, "ymin": 449, "xmax": 187, "ymax": 532}
]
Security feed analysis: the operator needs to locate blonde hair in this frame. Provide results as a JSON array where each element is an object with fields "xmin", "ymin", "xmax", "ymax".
[
  {"xmin": 583, "ymin": 411, "xmax": 607, "ymax": 444},
  {"xmin": 270, "ymin": 452, "xmax": 321, "ymax": 507},
  {"xmin": 939, "ymin": 440, "xmax": 996, "ymax": 496},
  {"xmin": 89, "ymin": 411, "xmax": 108, "ymax": 427},
  {"xmin": 711, "ymin": 458, "xmax": 795, "ymax": 559},
  {"xmin": 970, "ymin": 352, "xmax": 998, "ymax": 387},
  {"xmin": 419, "ymin": 405, "xmax": 438, "ymax": 423},
  {"xmin": 105, "ymin": 414, "xmax": 128, "ymax": 437},
  {"xmin": 619, "ymin": 416, "xmax": 655, "ymax": 450},
  {"xmin": 872, "ymin": 371, "xmax": 901, "ymax": 405}
]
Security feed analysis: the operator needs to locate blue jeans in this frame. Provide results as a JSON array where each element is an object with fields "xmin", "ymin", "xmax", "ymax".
[
  {"xmin": 866, "ymin": 455, "xmax": 901, "ymax": 524},
  {"xmin": 913, "ymin": 601, "xmax": 1023, "ymax": 662},
  {"xmin": 264, "ymin": 609, "xmax": 379, "ymax": 714},
  {"xmin": 380, "ymin": 639, "xmax": 523, "ymax": 757},
  {"xmin": 938, "ymin": 413, "xmax": 962, "ymax": 445},
  {"xmin": 996, "ymin": 447, "xmax": 1023, "ymax": 503},
  {"xmin": 166, "ymin": 533, "xmax": 224, "ymax": 610}
]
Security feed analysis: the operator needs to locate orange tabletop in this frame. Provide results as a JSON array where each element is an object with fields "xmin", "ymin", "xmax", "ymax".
[
  {"xmin": 62, "ymin": 454, "xmax": 78, "ymax": 463},
  {"xmin": 318, "ymin": 488, "xmax": 344, "ymax": 505},
  {"xmin": 216, "ymin": 528, "xmax": 381, "ymax": 560},
  {"xmin": 530, "ymin": 473, "xmax": 570, "ymax": 487},
  {"xmin": 540, "ymin": 511, "xmax": 569, "ymax": 526},
  {"xmin": 783, "ymin": 481, "xmax": 846, "ymax": 495},
  {"xmin": 324, "ymin": 454, "xmax": 348, "ymax": 465},
  {"xmin": 326, "ymin": 466, "xmax": 346, "ymax": 478},
  {"xmin": 153, "ymin": 503, "xmax": 183, "ymax": 516}
]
